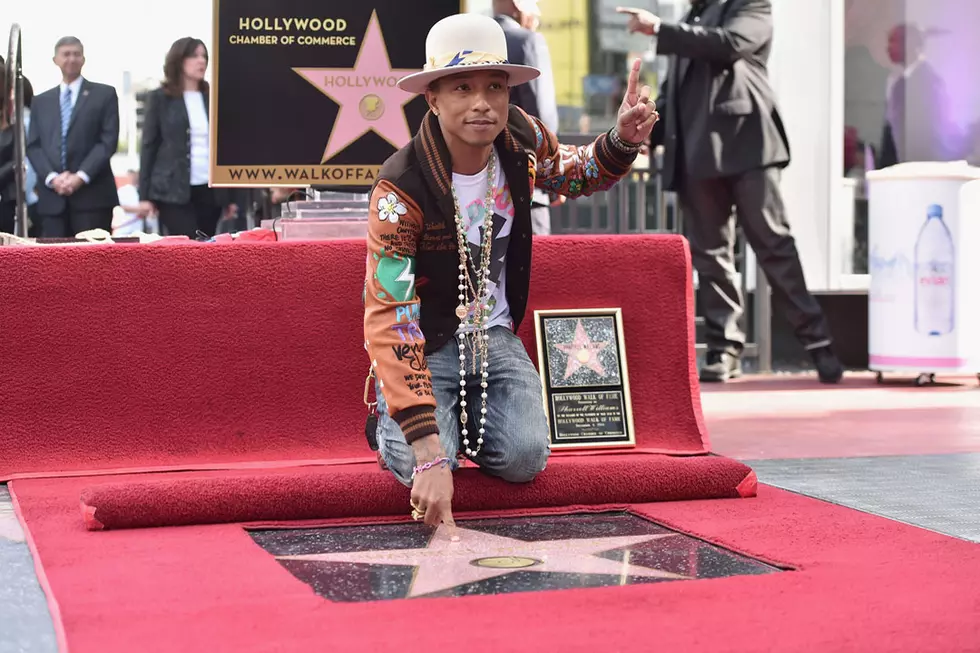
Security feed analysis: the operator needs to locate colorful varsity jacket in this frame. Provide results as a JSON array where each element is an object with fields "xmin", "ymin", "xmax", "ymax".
[{"xmin": 364, "ymin": 106, "xmax": 638, "ymax": 444}]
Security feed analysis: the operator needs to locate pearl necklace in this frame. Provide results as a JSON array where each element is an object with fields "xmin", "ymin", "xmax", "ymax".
[{"xmin": 450, "ymin": 150, "xmax": 497, "ymax": 457}]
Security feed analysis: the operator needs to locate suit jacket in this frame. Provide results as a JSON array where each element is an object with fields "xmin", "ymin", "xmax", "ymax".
[
  {"xmin": 879, "ymin": 61, "xmax": 961, "ymax": 168},
  {"xmin": 26, "ymin": 79, "xmax": 120, "ymax": 214},
  {"xmin": 0, "ymin": 126, "xmax": 16, "ymax": 202},
  {"xmin": 140, "ymin": 87, "xmax": 215, "ymax": 206},
  {"xmin": 493, "ymin": 15, "xmax": 559, "ymax": 133},
  {"xmin": 651, "ymin": 0, "xmax": 790, "ymax": 191}
]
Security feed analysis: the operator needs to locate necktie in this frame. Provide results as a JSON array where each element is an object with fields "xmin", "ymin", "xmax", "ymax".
[{"xmin": 60, "ymin": 87, "xmax": 72, "ymax": 171}]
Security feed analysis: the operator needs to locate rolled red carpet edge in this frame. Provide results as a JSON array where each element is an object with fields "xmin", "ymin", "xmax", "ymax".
[{"xmin": 79, "ymin": 454, "xmax": 756, "ymax": 530}]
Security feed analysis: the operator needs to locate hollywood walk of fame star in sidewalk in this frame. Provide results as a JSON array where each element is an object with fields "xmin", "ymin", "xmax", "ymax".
[
  {"xmin": 294, "ymin": 10, "xmax": 419, "ymax": 163},
  {"xmin": 555, "ymin": 320, "xmax": 611, "ymax": 380},
  {"xmin": 278, "ymin": 525, "xmax": 689, "ymax": 597}
]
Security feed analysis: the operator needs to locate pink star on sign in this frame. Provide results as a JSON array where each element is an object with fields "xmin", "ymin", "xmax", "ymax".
[
  {"xmin": 293, "ymin": 10, "xmax": 419, "ymax": 163},
  {"xmin": 278, "ymin": 525, "xmax": 687, "ymax": 597},
  {"xmin": 555, "ymin": 320, "xmax": 611, "ymax": 380}
]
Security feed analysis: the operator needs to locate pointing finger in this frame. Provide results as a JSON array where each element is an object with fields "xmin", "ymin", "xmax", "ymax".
[
  {"xmin": 443, "ymin": 511, "xmax": 459, "ymax": 542},
  {"xmin": 615, "ymin": 7, "xmax": 641, "ymax": 16},
  {"xmin": 626, "ymin": 58, "xmax": 642, "ymax": 99}
]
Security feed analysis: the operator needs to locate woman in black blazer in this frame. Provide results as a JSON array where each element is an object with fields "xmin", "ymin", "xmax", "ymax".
[
  {"xmin": 139, "ymin": 37, "xmax": 232, "ymax": 238},
  {"xmin": 0, "ymin": 65, "xmax": 25, "ymax": 234}
]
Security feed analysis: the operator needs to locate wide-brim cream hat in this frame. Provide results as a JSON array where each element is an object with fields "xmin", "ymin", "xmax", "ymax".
[{"xmin": 397, "ymin": 13, "xmax": 540, "ymax": 94}]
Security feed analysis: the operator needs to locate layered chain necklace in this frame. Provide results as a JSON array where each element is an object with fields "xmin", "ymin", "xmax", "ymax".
[{"xmin": 449, "ymin": 149, "xmax": 497, "ymax": 457}]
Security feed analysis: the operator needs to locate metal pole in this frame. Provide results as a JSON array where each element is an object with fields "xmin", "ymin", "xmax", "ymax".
[
  {"xmin": 590, "ymin": 186, "xmax": 600, "ymax": 232},
  {"xmin": 653, "ymin": 146, "xmax": 667, "ymax": 232},
  {"xmin": 635, "ymin": 171, "xmax": 648, "ymax": 231},
  {"xmin": 6, "ymin": 25, "xmax": 28, "ymax": 238},
  {"xmin": 245, "ymin": 188, "xmax": 256, "ymax": 231},
  {"xmin": 753, "ymin": 256, "xmax": 773, "ymax": 373},
  {"xmin": 617, "ymin": 175, "xmax": 629, "ymax": 233}
]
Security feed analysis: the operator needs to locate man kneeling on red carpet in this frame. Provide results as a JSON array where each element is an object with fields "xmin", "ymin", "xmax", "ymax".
[{"xmin": 363, "ymin": 13, "xmax": 658, "ymax": 529}]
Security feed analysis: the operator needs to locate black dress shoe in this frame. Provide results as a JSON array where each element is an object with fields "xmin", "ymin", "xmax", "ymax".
[
  {"xmin": 810, "ymin": 345, "xmax": 844, "ymax": 384},
  {"xmin": 700, "ymin": 351, "xmax": 742, "ymax": 383}
]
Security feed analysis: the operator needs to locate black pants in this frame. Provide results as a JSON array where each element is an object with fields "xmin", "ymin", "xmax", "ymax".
[
  {"xmin": 0, "ymin": 201, "xmax": 14, "ymax": 234},
  {"xmin": 39, "ymin": 207, "xmax": 113, "ymax": 238},
  {"xmin": 678, "ymin": 166, "xmax": 831, "ymax": 356},
  {"xmin": 157, "ymin": 185, "xmax": 222, "ymax": 239},
  {"xmin": 1, "ymin": 202, "xmax": 41, "ymax": 237},
  {"xmin": 28, "ymin": 204, "xmax": 40, "ymax": 238}
]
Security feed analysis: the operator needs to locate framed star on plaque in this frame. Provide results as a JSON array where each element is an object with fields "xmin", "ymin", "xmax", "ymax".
[{"xmin": 533, "ymin": 308, "xmax": 636, "ymax": 449}]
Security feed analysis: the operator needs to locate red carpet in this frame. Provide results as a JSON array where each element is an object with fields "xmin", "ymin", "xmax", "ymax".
[
  {"xmin": 11, "ymin": 479, "xmax": 980, "ymax": 653},
  {"xmin": 2, "ymin": 235, "xmax": 797, "ymax": 650},
  {"xmin": 0, "ymin": 236, "xmax": 708, "ymax": 481},
  {"xmin": 77, "ymin": 455, "xmax": 756, "ymax": 530}
]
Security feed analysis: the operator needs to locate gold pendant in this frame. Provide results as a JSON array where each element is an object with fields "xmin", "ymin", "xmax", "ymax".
[{"xmin": 455, "ymin": 304, "xmax": 468, "ymax": 319}]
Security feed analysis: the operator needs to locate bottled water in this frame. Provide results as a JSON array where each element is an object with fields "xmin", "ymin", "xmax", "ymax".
[{"xmin": 913, "ymin": 204, "xmax": 955, "ymax": 336}]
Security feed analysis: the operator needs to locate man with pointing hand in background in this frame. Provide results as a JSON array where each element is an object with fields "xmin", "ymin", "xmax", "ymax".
[{"xmin": 617, "ymin": 2, "xmax": 844, "ymax": 385}]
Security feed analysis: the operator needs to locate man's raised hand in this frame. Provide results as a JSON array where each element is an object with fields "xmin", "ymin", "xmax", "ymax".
[{"xmin": 615, "ymin": 58, "xmax": 658, "ymax": 145}]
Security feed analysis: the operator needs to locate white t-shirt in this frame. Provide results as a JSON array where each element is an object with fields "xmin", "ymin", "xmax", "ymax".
[
  {"xmin": 183, "ymin": 91, "xmax": 210, "ymax": 186},
  {"xmin": 452, "ymin": 149, "xmax": 515, "ymax": 334}
]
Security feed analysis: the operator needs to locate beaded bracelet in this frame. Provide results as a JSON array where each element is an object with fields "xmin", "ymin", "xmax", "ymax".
[
  {"xmin": 609, "ymin": 128, "xmax": 643, "ymax": 155},
  {"xmin": 411, "ymin": 456, "xmax": 451, "ymax": 479}
]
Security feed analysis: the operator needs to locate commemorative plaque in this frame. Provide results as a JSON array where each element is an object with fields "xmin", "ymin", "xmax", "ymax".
[
  {"xmin": 210, "ymin": 0, "xmax": 460, "ymax": 190},
  {"xmin": 534, "ymin": 309, "xmax": 636, "ymax": 449}
]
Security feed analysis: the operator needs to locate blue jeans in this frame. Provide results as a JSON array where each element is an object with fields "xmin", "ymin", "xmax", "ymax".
[{"xmin": 376, "ymin": 326, "xmax": 551, "ymax": 487}]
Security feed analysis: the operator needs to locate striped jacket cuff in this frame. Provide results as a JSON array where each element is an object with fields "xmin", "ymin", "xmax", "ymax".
[
  {"xmin": 596, "ymin": 131, "xmax": 638, "ymax": 177},
  {"xmin": 393, "ymin": 405, "xmax": 439, "ymax": 444}
]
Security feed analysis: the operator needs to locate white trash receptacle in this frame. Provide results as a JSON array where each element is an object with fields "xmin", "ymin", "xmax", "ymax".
[{"xmin": 865, "ymin": 162, "xmax": 980, "ymax": 383}]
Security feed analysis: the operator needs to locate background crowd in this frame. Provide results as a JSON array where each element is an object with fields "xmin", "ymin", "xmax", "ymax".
[{"xmin": 3, "ymin": 0, "xmax": 979, "ymax": 384}]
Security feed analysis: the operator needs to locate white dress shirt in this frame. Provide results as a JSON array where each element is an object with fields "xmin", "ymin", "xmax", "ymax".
[
  {"xmin": 45, "ymin": 76, "xmax": 90, "ymax": 187},
  {"xmin": 183, "ymin": 91, "xmax": 210, "ymax": 186}
]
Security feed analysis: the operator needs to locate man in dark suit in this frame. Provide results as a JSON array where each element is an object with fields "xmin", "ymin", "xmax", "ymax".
[
  {"xmin": 879, "ymin": 24, "xmax": 960, "ymax": 167},
  {"xmin": 27, "ymin": 36, "xmax": 120, "ymax": 237},
  {"xmin": 493, "ymin": 0, "xmax": 559, "ymax": 235},
  {"xmin": 619, "ymin": 0, "xmax": 843, "ymax": 383}
]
